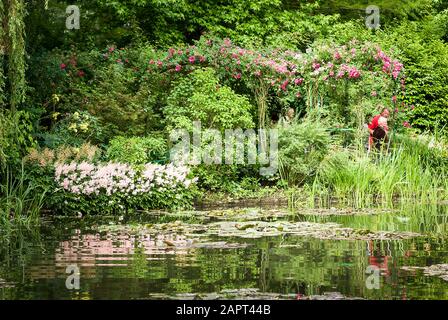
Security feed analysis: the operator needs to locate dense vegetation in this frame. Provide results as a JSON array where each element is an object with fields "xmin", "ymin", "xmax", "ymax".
[{"xmin": 1, "ymin": 0, "xmax": 448, "ymax": 227}]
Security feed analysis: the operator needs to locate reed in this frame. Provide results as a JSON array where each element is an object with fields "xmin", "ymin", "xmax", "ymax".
[
  {"xmin": 0, "ymin": 164, "xmax": 47, "ymax": 229},
  {"xmin": 303, "ymin": 132, "xmax": 448, "ymax": 208}
]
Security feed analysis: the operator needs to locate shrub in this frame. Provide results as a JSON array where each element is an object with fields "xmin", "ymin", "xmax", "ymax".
[
  {"xmin": 29, "ymin": 47, "xmax": 164, "ymax": 141},
  {"xmin": 26, "ymin": 142, "xmax": 101, "ymax": 167},
  {"xmin": 0, "ymin": 110, "xmax": 35, "ymax": 170},
  {"xmin": 278, "ymin": 120, "xmax": 330, "ymax": 186},
  {"xmin": 163, "ymin": 67, "xmax": 258, "ymax": 192},
  {"xmin": 53, "ymin": 162, "xmax": 198, "ymax": 214},
  {"xmin": 105, "ymin": 136, "xmax": 168, "ymax": 164},
  {"xmin": 164, "ymin": 67, "xmax": 255, "ymax": 132},
  {"xmin": 192, "ymin": 164, "xmax": 261, "ymax": 193},
  {"xmin": 38, "ymin": 111, "xmax": 105, "ymax": 148}
]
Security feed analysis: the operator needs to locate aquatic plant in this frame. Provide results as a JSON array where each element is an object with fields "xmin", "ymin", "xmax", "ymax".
[
  {"xmin": 0, "ymin": 165, "xmax": 47, "ymax": 229},
  {"xmin": 305, "ymin": 133, "xmax": 448, "ymax": 208}
]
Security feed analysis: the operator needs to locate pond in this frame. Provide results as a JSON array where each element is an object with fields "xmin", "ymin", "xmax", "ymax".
[{"xmin": 1, "ymin": 204, "xmax": 447, "ymax": 300}]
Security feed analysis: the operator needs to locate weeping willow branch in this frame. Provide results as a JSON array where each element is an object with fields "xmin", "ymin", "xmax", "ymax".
[
  {"xmin": 0, "ymin": 0, "xmax": 5, "ymax": 107},
  {"xmin": 6, "ymin": 0, "xmax": 26, "ymax": 111},
  {"xmin": 0, "ymin": 0, "xmax": 26, "ymax": 111}
]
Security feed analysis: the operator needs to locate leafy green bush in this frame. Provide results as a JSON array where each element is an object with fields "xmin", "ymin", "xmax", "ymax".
[
  {"xmin": 38, "ymin": 111, "xmax": 105, "ymax": 148},
  {"xmin": 192, "ymin": 164, "xmax": 261, "ymax": 193},
  {"xmin": 0, "ymin": 110, "xmax": 35, "ymax": 170},
  {"xmin": 164, "ymin": 67, "xmax": 255, "ymax": 132},
  {"xmin": 29, "ymin": 47, "xmax": 164, "ymax": 141},
  {"xmin": 312, "ymin": 133, "xmax": 448, "ymax": 206},
  {"xmin": 105, "ymin": 136, "xmax": 168, "ymax": 164},
  {"xmin": 163, "ymin": 67, "xmax": 259, "ymax": 192},
  {"xmin": 278, "ymin": 120, "xmax": 330, "ymax": 186}
]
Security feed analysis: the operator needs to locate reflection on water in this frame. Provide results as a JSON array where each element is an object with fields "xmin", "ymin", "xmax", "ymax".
[{"xmin": 0, "ymin": 205, "xmax": 447, "ymax": 300}]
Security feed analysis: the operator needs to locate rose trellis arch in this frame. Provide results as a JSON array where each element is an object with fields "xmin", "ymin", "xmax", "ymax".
[{"xmin": 147, "ymin": 37, "xmax": 406, "ymax": 129}]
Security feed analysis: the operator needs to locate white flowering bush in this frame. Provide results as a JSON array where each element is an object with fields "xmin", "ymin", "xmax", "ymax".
[{"xmin": 53, "ymin": 162, "xmax": 198, "ymax": 213}]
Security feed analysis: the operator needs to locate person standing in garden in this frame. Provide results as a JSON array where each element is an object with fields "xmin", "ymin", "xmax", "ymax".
[
  {"xmin": 367, "ymin": 107, "xmax": 390, "ymax": 152},
  {"xmin": 277, "ymin": 107, "xmax": 296, "ymax": 127}
]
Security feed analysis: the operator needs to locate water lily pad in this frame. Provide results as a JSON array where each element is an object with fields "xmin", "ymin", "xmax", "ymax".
[
  {"xmin": 299, "ymin": 292, "xmax": 364, "ymax": 300},
  {"xmin": 94, "ymin": 221, "xmax": 247, "ymax": 250},
  {"xmin": 0, "ymin": 278, "xmax": 15, "ymax": 288},
  {"xmin": 205, "ymin": 221, "xmax": 421, "ymax": 241},
  {"xmin": 147, "ymin": 289, "xmax": 362, "ymax": 300},
  {"xmin": 423, "ymin": 264, "xmax": 448, "ymax": 281},
  {"xmin": 182, "ymin": 208, "xmax": 292, "ymax": 221},
  {"xmin": 296, "ymin": 208, "xmax": 394, "ymax": 216}
]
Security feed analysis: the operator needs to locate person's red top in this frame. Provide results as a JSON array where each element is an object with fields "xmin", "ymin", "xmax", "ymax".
[{"xmin": 368, "ymin": 115, "xmax": 381, "ymax": 131}]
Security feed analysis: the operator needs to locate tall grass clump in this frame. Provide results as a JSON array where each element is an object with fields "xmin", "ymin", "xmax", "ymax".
[
  {"xmin": 0, "ymin": 164, "xmax": 47, "ymax": 229},
  {"xmin": 309, "ymin": 132, "xmax": 448, "ymax": 208}
]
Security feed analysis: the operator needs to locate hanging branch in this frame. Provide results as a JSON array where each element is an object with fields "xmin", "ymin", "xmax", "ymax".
[
  {"xmin": 0, "ymin": 0, "xmax": 5, "ymax": 108},
  {"xmin": 254, "ymin": 78, "xmax": 269, "ymax": 129},
  {"xmin": 6, "ymin": 0, "xmax": 27, "ymax": 111}
]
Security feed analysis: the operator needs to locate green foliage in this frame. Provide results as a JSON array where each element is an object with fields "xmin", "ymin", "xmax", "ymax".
[
  {"xmin": 327, "ymin": 16, "xmax": 448, "ymax": 132},
  {"xmin": 105, "ymin": 135, "xmax": 168, "ymax": 164},
  {"xmin": 38, "ymin": 111, "xmax": 104, "ymax": 148},
  {"xmin": 192, "ymin": 164, "xmax": 261, "ymax": 193},
  {"xmin": 0, "ymin": 0, "xmax": 26, "ymax": 110},
  {"xmin": 28, "ymin": 47, "xmax": 163, "ymax": 140},
  {"xmin": 25, "ymin": 0, "xmax": 339, "ymax": 49},
  {"xmin": 52, "ymin": 186, "xmax": 198, "ymax": 215},
  {"xmin": 2, "ymin": 0, "xmax": 448, "ymax": 213},
  {"xmin": 0, "ymin": 110, "xmax": 35, "ymax": 169},
  {"xmin": 164, "ymin": 67, "xmax": 254, "ymax": 132},
  {"xmin": 163, "ymin": 67, "xmax": 258, "ymax": 193},
  {"xmin": 278, "ymin": 120, "xmax": 330, "ymax": 186},
  {"xmin": 0, "ymin": 164, "xmax": 46, "ymax": 229},
  {"xmin": 313, "ymin": 132, "xmax": 448, "ymax": 207},
  {"xmin": 318, "ymin": 0, "xmax": 433, "ymax": 23}
]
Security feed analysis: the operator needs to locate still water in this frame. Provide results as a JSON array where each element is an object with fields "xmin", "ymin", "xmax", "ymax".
[{"xmin": 1, "ymin": 205, "xmax": 447, "ymax": 300}]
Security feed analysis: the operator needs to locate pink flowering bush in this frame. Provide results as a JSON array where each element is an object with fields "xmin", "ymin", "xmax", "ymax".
[
  {"xmin": 53, "ymin": 162, "xmax": 198, "ymax": 214},
  {"xmin": 146, "ymin": 37, "xmax": 408, "ymax": 131}
]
